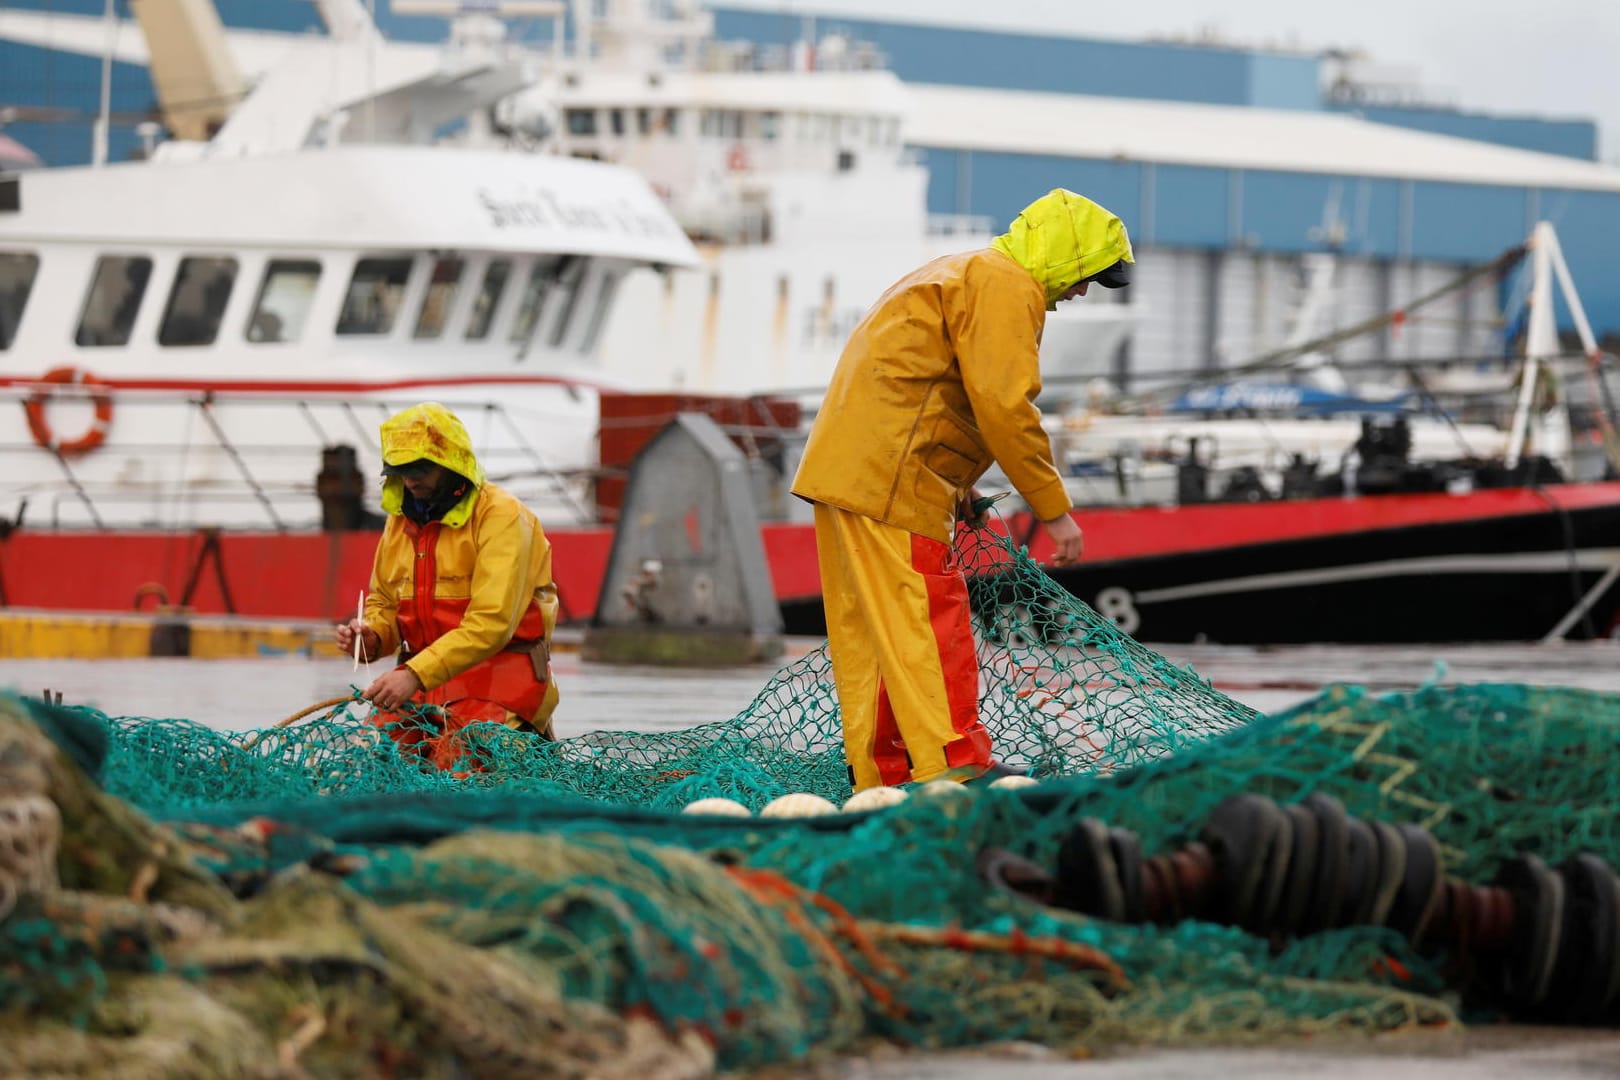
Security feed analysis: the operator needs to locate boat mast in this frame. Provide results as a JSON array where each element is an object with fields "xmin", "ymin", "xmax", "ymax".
[
  {"xmin": 93, "ymin": 0, "xmax": 115, "ymax": 165},
  {"xmin": 1504, "ymin": 221, "xmax": 1608, "ymax": 474}
]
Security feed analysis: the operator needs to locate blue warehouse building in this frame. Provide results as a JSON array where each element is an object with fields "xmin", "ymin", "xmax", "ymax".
[
  {"xmin": 4, "ymin": 0, "xmax": 1619, "ymax": 370},
  {"xmin": 706, "ymin": 4, "xmax": 1620, "ymax": 363}
]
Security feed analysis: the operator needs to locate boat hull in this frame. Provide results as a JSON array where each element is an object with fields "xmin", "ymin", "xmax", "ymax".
[
  {"xmin": 5, "ymin": 484, "xmax": 1619, "ymax": 646},
  {"xmin": 778, "ymin": 484, "xmax": 1620, "ymax": 644}
]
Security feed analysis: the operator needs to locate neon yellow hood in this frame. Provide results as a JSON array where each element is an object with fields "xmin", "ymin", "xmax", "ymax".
[
  {"xmin": 990, "ymin": 189, "xmax": 1134, "ymax": 310},
  {"xmin": 378, "ymin": 402, "xmax": 486, "ymax": 527}
]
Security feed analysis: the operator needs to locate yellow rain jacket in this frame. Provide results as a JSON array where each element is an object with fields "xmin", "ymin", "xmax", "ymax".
[
  {"xmin": 792, "ymin": 189, "xmax": 1133, "ymax": 542},
  {"xmin": 362, "ymin": 403, "xmax": 559, "ymax": 727}
]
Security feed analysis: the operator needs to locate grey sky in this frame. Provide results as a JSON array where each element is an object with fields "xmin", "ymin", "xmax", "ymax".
[{"xmin": 730, "ymin": 0, "xmax": 1620, "ymax": 163}]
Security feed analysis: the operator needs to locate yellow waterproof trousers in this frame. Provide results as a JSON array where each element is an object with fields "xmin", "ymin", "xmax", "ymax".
[{"xmin": 813, "ymin": 503, "xmax": 994, "ymax": 791}]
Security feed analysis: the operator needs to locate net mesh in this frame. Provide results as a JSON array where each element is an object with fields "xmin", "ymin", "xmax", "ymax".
[{"xmin": 3, "ymin": 525, "xmax": 1615, "ymax": 1075}]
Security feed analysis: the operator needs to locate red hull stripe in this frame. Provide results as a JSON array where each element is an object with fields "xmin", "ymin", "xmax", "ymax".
[
  {"xmin": 4, "ymin": 486, "xmax": 1619, "ymax": 620},
  {"xmin": 1012, "ymin": 483, "xmax": 1620, "ymax": 566}
]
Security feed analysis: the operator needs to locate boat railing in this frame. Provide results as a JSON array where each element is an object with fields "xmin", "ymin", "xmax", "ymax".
[{"xmin": 0, "ymin": 386, "xmax": 598, "ymax": 532}]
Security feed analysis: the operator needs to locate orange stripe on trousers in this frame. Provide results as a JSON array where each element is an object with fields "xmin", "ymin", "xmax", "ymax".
[{"xmin": 910, "ymin": 532, "xmax": 991, "ymax": 769}]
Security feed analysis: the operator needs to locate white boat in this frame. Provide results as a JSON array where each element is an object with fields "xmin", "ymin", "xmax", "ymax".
[
  {"xmin": 984, "ymin": 224, "xmax": 1598, "ymax": 510},
  {"xmin": 0, "ymin": 0, "xmax": 1135, "ymax": 533}
]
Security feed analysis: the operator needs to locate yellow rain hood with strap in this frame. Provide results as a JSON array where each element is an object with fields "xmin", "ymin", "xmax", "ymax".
[
  {"xmin": 991, "ymin": 189, "xmax": 1134, "ymax": 310},
  {"xmin": 378, "ymin": 403, "xmax": 487, "ymax": 528}
]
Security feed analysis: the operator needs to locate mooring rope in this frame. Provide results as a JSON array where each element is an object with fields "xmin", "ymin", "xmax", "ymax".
[{"xmin": 274, "ymin": 696, "xmax": 359, "ymax": 730}]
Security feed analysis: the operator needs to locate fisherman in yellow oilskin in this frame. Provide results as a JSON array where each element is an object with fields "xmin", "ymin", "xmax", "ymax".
[
  {"xmin": 792, "ymin": 188, "xmax": 1133, "ymax": 793},
  {"xmin": 334, "ymin": 402, "xmax": 561, "ymax": 772}
]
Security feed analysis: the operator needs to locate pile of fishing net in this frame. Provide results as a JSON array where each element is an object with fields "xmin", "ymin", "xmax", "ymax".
[{"xmin": 5, "ymin": 527, "xmax": 1620, "ymax": 1077}]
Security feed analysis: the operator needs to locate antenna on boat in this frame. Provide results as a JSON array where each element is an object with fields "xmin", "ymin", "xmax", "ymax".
[
  {"xmin": 392, "ymin": 1, "xmax": 567, "ymax": 21},
  {"xmin": 391, "ymin": 1, "xmax": 568, "ymax": 65},
  {"xmin": 1504, "ymin": 221, "xmax": 1611, "ymax": 474},
  {"xmin": 566, "ymin": 0, "xmax": 712, "ymax": 70},
  {"xmin": 92, "ymin": 0, "xmax": 115, "ymax": 165}
]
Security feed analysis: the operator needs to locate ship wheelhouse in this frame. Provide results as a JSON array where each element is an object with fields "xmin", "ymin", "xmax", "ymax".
[{"xmin": 0, "ymin": 143, "xmax": 698, "ymax": 531}]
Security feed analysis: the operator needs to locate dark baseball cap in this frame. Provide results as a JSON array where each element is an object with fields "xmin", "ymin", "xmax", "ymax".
[
  {"xmin": 381, "ymin": 457, "xmax": 437, "ymax": 479},
  {"xmin": 1083, "ymin": 259, "xmax": 1131, "ymax": 289}
]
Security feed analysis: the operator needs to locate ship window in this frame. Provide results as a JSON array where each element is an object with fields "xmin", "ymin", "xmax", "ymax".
[
  {"xmin": 75, "ymin": 255, "xmax": 152, "ymax": 347},
  {"xmin": 636, "ymin": 107, "xmax": 651, "ymax": 135},
  {"xmin": 547, "ymin": 258, "xmax": 588, "ymax": 348},
  {"xmin": 579, "ymin": 272, "xmax": 621, "ymax": 354},
  {"xmin": 662, "ymin": 107, "xmax": 679, "ymax": 135},
  {"xmin": 412, "ymin": 256, "xmax": 465, "ymax": 339},
  {"xmin": 0, "ymin": 251, "xmax": 39, "ymax": 350},
  {"xmin": 158, "ymin": 256, "xmax": 237, "ymax": 347},
  {"xmin": 699, "ymin": 109, "xmax": 718, "ymax": 137},
  {"xmin": 609, "ymin": 108, "xmax": 625, "ymax": 136},
  {"xmin": 509, "ymin": 259, "xmax": 556, "ymax": 344},
  {"xmin": 248, "ymin": 259, "xmax": 320, "ymax": 343},
  {"xmin": 465, "ymin": 259, "xmax": 511, "ymax": 341},
  {"xmin": 336, "ymin": 256, "xmax": 412, "ymax": 336},
  {"xmin": 565, "ymin": 108, "xmax": 597, "ymax": 136},
  {"xmin": 761, "ymin": 111, "xmax": 781, "ymax": 141}
]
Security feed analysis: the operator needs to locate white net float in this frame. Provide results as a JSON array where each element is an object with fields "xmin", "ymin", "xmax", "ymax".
[
  {"xmin": 759, "ymin": 792, "xmax": 839, "ymax": 818},
  {"xmin": 915, "ymin": 779, "xmax": 971, "ymax": 798},
  {"xmin": 842, "ymin": 786, "xmax": 910, "ymax": 813},
  {"xmin": 680, "ymin": 797, "xmax": 753, "ymax": 817}
]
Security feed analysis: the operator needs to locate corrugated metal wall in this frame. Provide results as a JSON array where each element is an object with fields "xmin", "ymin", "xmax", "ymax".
[
  {"xmin": 1115, "ymin": 249, "xmax": 1504, "ymax": 391},
  {"xmin": 712, "ymin": 9, "xmax": 1321, "ymax": 108}
]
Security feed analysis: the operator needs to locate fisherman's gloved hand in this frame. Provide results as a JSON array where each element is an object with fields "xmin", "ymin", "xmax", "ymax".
[{"xmin": 957, "ymin": 489, "xmax": 1008, "ymax": 529}]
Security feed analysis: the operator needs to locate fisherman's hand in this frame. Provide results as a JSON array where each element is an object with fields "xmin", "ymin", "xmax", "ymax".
[
  {"xmin": 334, "ymin": 619, "xmax": 381, "ymax": 660},
  {"xmin": 956, "ymin": 488, "xmax": 988, "ymax": 528},
  {"xmin": 364, "ymin": 666, "xmax": 423, "ymax": 712},
  {"xmin": 1042, "ymin": 513, "xmax": 1084, "ymax": 567}
]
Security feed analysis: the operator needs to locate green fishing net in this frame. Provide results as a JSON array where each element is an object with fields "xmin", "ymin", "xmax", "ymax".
[{"xmin": 3, "ymin": 525, "xmax": 1616, "ymax": 1077}]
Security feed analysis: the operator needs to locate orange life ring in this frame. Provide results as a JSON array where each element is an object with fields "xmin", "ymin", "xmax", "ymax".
[
  {"xmin": 24, "ymin": 366, "xmax": 114, "ymax": 457},
  {"xmin": 726, "ymin": 143, "xmax": 750, "ymax": 172}
]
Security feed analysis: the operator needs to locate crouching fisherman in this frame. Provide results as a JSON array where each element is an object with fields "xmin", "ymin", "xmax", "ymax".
[{"xmin": 333, "ymin": 402, "xmax": 561, "ymax": 771}]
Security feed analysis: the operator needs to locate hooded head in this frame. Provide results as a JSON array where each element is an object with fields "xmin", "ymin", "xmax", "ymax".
[
  {"xmin": 990, "ymin": 189, "xmax": 1135, "ymax": 310},
  {"xmin": 377, "ymin": 402, "xmax": 486, "ymax": 526}
]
